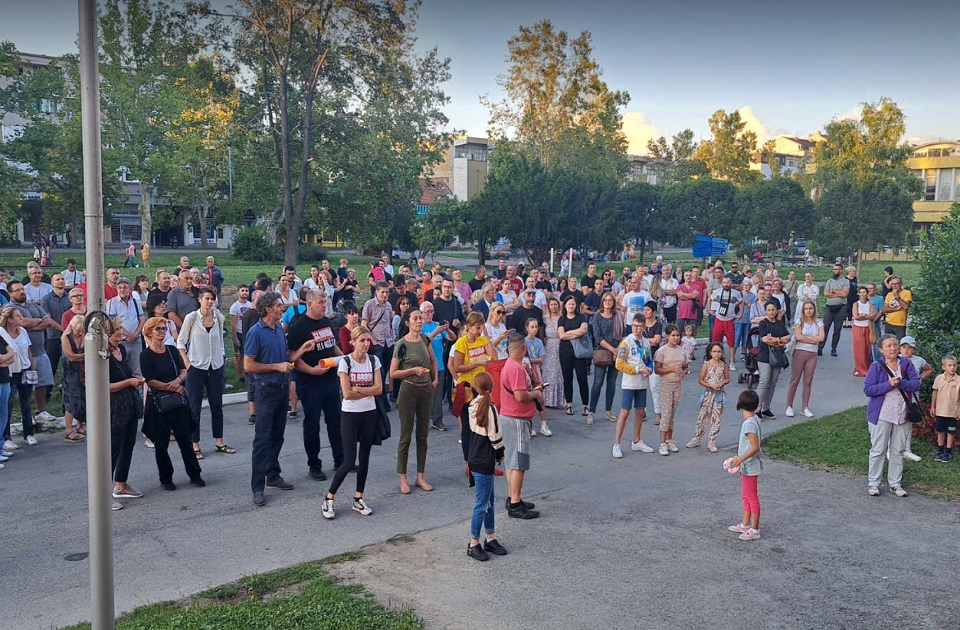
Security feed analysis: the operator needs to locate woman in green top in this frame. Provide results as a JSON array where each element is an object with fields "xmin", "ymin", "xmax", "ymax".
[{"xmin": 390, "ymin": 309, "xmax": 439, "ymax": 495}]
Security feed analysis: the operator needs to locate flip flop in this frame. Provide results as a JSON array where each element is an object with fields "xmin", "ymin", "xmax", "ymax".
[{"xmin": 64, "ymin": 432, "xmax": 85, "ymax": 442}]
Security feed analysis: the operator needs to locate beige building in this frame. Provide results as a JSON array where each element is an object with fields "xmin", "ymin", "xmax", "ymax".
[
  {"xmin": 907, "ymin": 141, "xmax": 960, "ymax": 230},
  {"xmin": 429, "ymin": 136, "xmax": 490, "ymax": 201},
  {"xmin": 749, "ymin": 134, "xmax": 823, "ymax": 179}
]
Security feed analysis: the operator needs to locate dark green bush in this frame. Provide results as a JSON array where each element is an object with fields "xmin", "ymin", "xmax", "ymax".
[
  {"xmin": 297, "ymin": 244, "xmax": 328, "ymax": 265},
  {"xmin": 232, "ymin": 225, "xmax": 283, "ymax": 263}
]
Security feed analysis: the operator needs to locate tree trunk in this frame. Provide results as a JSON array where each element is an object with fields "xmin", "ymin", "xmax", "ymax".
[
  {"xmin": 638, "ymin": 238, "xmax": 646, "ymax": 264},
  {"xmin": 138, "ymin": 181, "xmax": 152, "ymax": 247},
  {"xmin": 477, "ymin": 235, "xmax": 487, "ymax": 266},
  {"xmin": 198, "ymin": 201, "xmax": 209, "ymax": 249}
]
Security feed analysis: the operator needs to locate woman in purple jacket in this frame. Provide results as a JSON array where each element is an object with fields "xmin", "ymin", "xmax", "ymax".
[{"xmin": 863, "ymin": 334, "xmax": 920, "ymax": 498}]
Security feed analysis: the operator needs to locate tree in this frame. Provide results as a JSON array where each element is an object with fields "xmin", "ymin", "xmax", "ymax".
[
  {"xmin": 99, "ymin": 0, "xmax": 200, "ymax": 246},
  {"xmin": 411, "ymin": 195, "xmax": 466, "ymax": 259},
  {"xmin": 646, "ymin": 129, "xmax": 706, "ymax": 184},
  {"xmin": 483, "ymin": 20, "xmax": 629, "ymax": 167},
  {"xmin": 761, "ymin": 139, "xmax": 782, "ymax": 178},
  {"xmin": 733, "ymin": 178, "xmax": 814, "ymax": 252},
  {"xmin": 913, "ymin": 204, "xmax": 960, "ymax": 378},
  {"xmin": 695, "ymin": 109, "xmax": 758, "ymax": 182},
  {"xmin": 812, "ymin": 172, "xmax": 914, "ymax": 270},
  {"xmin": 613, "ymin": 181, "xmax": 659, "ymax": 262},
  {"xmin": 658, "ymin": 177, "xmax": 737, "ymax": 246}
]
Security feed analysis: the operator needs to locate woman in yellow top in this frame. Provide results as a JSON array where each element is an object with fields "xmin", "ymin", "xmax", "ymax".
[
  {"xmin": 451, "ymin": 311, "xmax": 497, "ymax": 487},
  {"xmin": 140, "ymin": 243, "xmax": 151, "ymax": 268}
]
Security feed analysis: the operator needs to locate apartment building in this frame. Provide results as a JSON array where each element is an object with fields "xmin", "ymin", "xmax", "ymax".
[{"xmin": 908, "ymin": 140, "xmax": 960, "ymax": 231}]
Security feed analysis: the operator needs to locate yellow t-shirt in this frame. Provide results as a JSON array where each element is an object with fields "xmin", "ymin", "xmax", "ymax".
[
  {"xmin": 453, "ymin": 335, "xmax": 489, "ymax": 388},
  {"xmin": 884, "ymin": 289, "xmax": 912, "ymax": 327}
]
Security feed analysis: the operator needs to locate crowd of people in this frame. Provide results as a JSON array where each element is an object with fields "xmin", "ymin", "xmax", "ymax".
[{"xmin": 0, "ymin": 251, "xmax": 942, "ymax": 552}]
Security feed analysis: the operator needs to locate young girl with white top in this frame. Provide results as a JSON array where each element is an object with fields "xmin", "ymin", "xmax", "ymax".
[
  {"xmin": 728, "ymin": 389, "xmax": 763, "ymax": 541},
  {"xmin": 323, "ymin": 326, "xmax": 382, "ymax": 519}
]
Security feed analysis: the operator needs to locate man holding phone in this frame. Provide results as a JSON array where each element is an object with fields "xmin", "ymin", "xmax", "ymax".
[{"xmin": 420, "ymin": 302, "xmax": 450, "ymax": 431}]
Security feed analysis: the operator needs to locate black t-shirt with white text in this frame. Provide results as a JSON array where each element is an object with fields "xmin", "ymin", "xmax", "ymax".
[{"xmin": 286, "ymin": 314, "xmax": 339, "ymax": 386}]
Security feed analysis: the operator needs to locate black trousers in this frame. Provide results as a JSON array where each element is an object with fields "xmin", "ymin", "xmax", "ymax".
[
  {"xmin": 298, "ymin": 381, "xmax": 344, "ymax": 471},
  {"xmin": 328, "ymin": 409, "xmax": 377, "ymax": 496},
  {"xmin": 250, "ymin": 380, "xmax": 288, "ymax": 493},
  {"xmin": 154, "ymin": 408, "xmax": 202, "ymax": 483},
  {"xmin": 111, "ymin": 411, "xmax": 139, "ymax": 484},
  {"xmin": 819, "ymin": 305, "xmax": 845, "ymax": 353},
  {"xmin": 559, "ymin": 345, "xmax": 590, "ymax": 406}
]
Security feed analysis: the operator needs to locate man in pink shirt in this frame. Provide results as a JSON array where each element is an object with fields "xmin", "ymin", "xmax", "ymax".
[
  {"xmin": 499, "ymin": 334, "xmax": 542, "ymax": 519},
  {"xmin": 691, "ymin": 266, "xmax": 708, "ymax": 329},
  {"xmin": 676, "ymin": 271, "xmax": 701, "ymax": 335}
]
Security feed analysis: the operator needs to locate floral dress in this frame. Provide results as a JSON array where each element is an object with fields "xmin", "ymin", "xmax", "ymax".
[
  {"xmin": 62, "ymin": 336, "xmax": 85, "ymax": 421},
  {"xmin": 693, "ymin": 362, "xmax": 725, "ymax": 445},
  {"xmin": 542, "ymin": 316, "xmax": 565, "ymax": 408}
]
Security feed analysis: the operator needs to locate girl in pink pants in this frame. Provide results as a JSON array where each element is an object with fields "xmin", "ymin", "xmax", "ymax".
[{"xmin": 728, "ymin": 390, "xmax": 763, "ymax": 541}]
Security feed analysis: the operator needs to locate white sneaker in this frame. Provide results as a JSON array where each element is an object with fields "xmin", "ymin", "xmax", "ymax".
[
  {"xmin": 667, "ymin": 440, "xmax": 679, "ymax": 453},
  {"xmin": 729, "ymin": 363, "xmax": 737, "ymax": 372},
  {"xmin": 2, "ymin": 440, "xmax": 18, "ymax": 451},
  {"xmin": 36, "ymin": 410, "xmax": 56, "ymax": 422},
  {"xmin": 631, "ymin": 440, "xmax": 654, "ymax": 453},
  {"xmin": 890, "ymin": 485, "xmax": 908, "ymax": 498},
  {"xmin": 0, "ymin": 450, "xmax": 12, "ymax": 457},
  {"xmin": 867, "ymin": 485, "xmax": 880, "ymax": 496},
  {"xmin": 26, "ymin": 435, "xmax": 38, "ymax": 446},
  {"xmin": 903, "ymin": 451, "xmax": 922, "ymax": 462},
  {"xmin": 352, "ymin": 498, "xmax": 373, "ymax": 516},
  {"xmin": 539, "ymin": 422, "xmax": 553, "ymax": 437},
  {"xmin": 321, "ymin": 498, "xmax": 335, "ymax": 519},
  {"xmin": 0, "ymin": 462, "xmax": 4, "ymax": 470},
  {"xmin": 785, "ymin": 406, "xmax": 795, "ymax": 417},
  {"xmin": 530, "ymin": 427, "xmax": 537, "ymax": 437},
  {"xmin": 0, "ymin": 456, "xmax": 7, "ymax": 463},
  {"xmin": 587, "ymin": 412, "xmax": 594, "ymax": 426},
  {"xmin": 111, "ymin": 500, "xmax": 123, "ymax": 511},
  {"xmin": 144, "ymin": 438, "xmax": 155, "ymax": 449},
  {"xmin": 612, "ymin": 443, "xmax": 624, "ymax": 459},
  {"xmin": 802, "ymin": 408, "xmax": 814, "ymax": 418},
  {"xmin": 658, "ymin": 443, "xmax": 669, "ymax": 456}
]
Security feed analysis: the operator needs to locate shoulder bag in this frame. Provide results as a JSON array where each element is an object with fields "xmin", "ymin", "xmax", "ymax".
[
  {"xmin": 155, "ymin": 347, "xmax": 189, "ymax": 413},
  {"xmin": 768, "ymin": 346, "xmax": 789, "ymax": 370},
  {"xmin": 881, "ymin": 362, "xmax": 923, "ymax": 423}
]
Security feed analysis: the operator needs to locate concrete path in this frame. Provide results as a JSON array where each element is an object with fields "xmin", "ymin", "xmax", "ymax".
[{"xmin": 0, "ymin": 339, "xmax": 956, "ymax": 629}]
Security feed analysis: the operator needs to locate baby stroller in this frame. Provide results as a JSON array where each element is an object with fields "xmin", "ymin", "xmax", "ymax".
[{"xmin": 738, "ymin": 325, "xmax": 760, "ymax": 390}]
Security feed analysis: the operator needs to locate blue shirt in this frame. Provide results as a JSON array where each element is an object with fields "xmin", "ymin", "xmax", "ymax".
[
  {"xmin": 737, "ymin": 415, "xmax": 763, "ymax": 476},
  {"xmin": 281, "ymin": 303, "xmax": 307, "ymax": 326},
  {"xmin": 243, "ymin": 319, "xmax": 288, "ymax": 385},
  {"xmin": 421, "ymin": 322, "xmax": 445, "ymax": 371},
  {"xmin": 738, "ymin": 292, "xmax": 757, "ymax": 324}
]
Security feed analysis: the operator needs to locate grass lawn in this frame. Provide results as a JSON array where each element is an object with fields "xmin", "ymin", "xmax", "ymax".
[
  {"xmin": 764, "ymin": 407, "xmax": 960, "ymax": 502},
  {"xmin": 59, "ymin": 553, "xmax": 421, "ymax": 630}
]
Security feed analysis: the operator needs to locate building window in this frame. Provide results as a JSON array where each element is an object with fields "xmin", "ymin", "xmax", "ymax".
[
  {"xmin": 192, "ymin": 224, "xmax": 216, "ymax": 241},
  {"xmin": 924, "ymin": 169, "xmax": 937, "ymax": 201},
  {"xmin": 454, "ymin": 144, "xmax": 487, "ymax": 161},
  {"xmin": 936, "ymin": 168, "xmax": 954, "ymax": 202}
]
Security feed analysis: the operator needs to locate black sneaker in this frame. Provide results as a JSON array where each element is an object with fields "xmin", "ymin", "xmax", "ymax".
[
  {"xmin": 944, "ymin": 451, "xmax": 955, "ymax": 463},
  {"xmin": 761, "ymin": 409, "xmax": 776, "ymax": 419},
  {"xmin": 247, "ymin": 414, "xmax": 256, "ymax": 425},
  {"xmin": 309, "ymin": 467, "xmax": 328, "ymax": 481},
  {"xmin": 161, "ymin": 481, "xmax": 177, "ymax": 491},
  {"xmin": 190, "ymin": 477, "xmax": 206, "ymax": 488},
  {"xmin": 483, "ymin": 539, "xmax": 508, "ymax": 556},
  {"xmin": 830, "ymin": 349, "xmax": 838, "ymax": 357},
  {"xmin": 432, "ymin": 421, "xmax": 447, "ymax": 432},
  {"xmin": 507, "ymin": 503, "xmax": 540, "ymax": 519},
  {"xmin": 266, "ymin": 477, "xmax": 294, "ymax": 490},
  {"xmin": 505, "ymin": 497, "xmax": 536, "ymax": 510},
  {"xmin": 467, "ymin": 544, "xmax": 489, "ymax": 561},
  {"xmin": 252, "ymin": 491, "xmax": 266, "ymax": 506},
  {"xmin": 817, "ymin": 348, "xmax": 823, "ymax": 357}
]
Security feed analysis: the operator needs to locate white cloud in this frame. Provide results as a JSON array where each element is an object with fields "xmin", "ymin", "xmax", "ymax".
[
  {"xmin": 621, "ymin": 111, "xmax": 665, "ymax": 155},
  {"xmin": 836, "ymin": 105, "xmax": 864, "ymax": 122},
  {"xmin": 736, "ymin": 106, "xmax": 772, "ymax": 145}
]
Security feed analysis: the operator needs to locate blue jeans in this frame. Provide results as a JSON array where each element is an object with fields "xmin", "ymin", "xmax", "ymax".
[
  {"xmin": 250, "ymin": 379, "xmax": 288, "ymax": 493},
  {"xmin": 5, "ymin": 373, "xmax": 34, "ymax": 439},
  {"xmin": 0, "ymin": 382, "xmax": 11, "ymax": 441},
  {"xmin": 297, "ymin": 381, "xmax": 344, "ymax": 470},
  {"xmin": 187, "ymin": 365, "xmax": 225, "ymax": 443},
  {"xmin": 471, "ymin": 472, "xmax": 496, "ymax": 539},
  {"xmin": 708, "ymin": 314, "xmax": 716, "ymax": 338},
  {"xmin": 588, "ymin": 363, "xmax": 617, "ymax": 413},
  {"xmin": 735, "ymin": 322, "xmax": 751, "ymax": 350}
]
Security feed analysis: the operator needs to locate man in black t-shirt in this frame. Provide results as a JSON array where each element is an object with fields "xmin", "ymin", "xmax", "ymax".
[
  {"xmin": 286, "ymin": 290, "xmax": 344, "ymax": 479},
  {"xmin": 508, "ymin": 289, "xmax": 544, "ymax": 340},
  {"xmin": 580, "ymin": 262, "xmax": 599, "ymax": 293},
  {"xmin": 468, "ymin": 265, "xmax": 487, "ymax": 293},
  {"xmin": 387, "ymin": 274, "xmax": 411, "ymax": 312}
]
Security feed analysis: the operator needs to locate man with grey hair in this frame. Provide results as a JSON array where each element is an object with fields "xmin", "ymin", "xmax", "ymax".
[
  {"xmin": 8, "ymin": 280, "xmax": 61, "ymax": 429},
  {"xmin": 286, "ymin": 289, "xmax": 344, "ymax": 480},
  {"xmin": 106, "ymin": 277, "xmax": 146, "ymax": 375},
  {"xmin": 166, "ymin": 269, "xmax": 200, "ymax": 329},
  {"xmin": 25, "ymin": 266, "xmax": 53, "ymax": 305},
  {"xmin": 245, "ymin": 291, "xmax": 296, "ymax": 507}
]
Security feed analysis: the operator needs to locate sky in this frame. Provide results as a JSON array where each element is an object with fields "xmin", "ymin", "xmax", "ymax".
[{"xmin": 3, "ymin": 0, "xmax": 958, "ymax": 153}]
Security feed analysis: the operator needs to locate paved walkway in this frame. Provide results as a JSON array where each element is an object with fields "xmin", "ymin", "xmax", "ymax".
[{"xmin": 0, "ymin": 339, "xmax": 956, "ymax": 629}]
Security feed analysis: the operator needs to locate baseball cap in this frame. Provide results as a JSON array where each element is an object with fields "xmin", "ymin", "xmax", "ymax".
[{"xmin": 899, "ymin": 336, "xmax": 916, "ymax": 348}]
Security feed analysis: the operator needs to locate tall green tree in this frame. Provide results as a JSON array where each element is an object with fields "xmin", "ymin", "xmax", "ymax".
[
  {"xmin": 912, "ymin": 204, "xmax": 960, "ymax": 376},
  {"xmin": 483, "ymin": 20, "xmax": 629, "ymax": 167},
  {"xmin": 411, "ymin": 195, "xmax": 466, "ymax": 259},
  {"xmin": 734, "ymin": 178, "xmax": 814, "ymax": 252},
  {"xmin": 646, "ymin": 129, "xmax": 707, "ymax": 184},
  {"xmin": 658, "ymin": 177, "xmax": 737, "ymax": 246},
  {"xmin": 613, "ymin": 181, "xmax": 659, "ymax": 262},
  {"xmin": 695, "ymin": 109, "xmax": 758, "ymax": 183}
]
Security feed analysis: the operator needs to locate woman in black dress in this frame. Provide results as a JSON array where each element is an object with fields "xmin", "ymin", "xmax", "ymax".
[
  {"xmin": 140, "ymin": 316, "xmax": 203, "ymax": 491},
  {"xmin": 107, "ymin": 317, "xmax": 145, "ymax": 510}
]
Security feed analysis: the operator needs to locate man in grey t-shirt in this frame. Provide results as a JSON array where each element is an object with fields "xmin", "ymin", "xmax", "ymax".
[
  {"xmin": 166, "ymin": 270, "xmax": 200, "ymax": 329},
  {"xmin": 819, "ymin": 263, "xmax": 850, "ymax": 357}
]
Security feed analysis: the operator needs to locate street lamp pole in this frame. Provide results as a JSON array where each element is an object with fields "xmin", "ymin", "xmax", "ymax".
[{"xmin": 78, "ymin": 0, "xmax": 115, "ymax": 628}]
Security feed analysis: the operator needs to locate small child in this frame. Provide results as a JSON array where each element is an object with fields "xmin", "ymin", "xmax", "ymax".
[
  {"xmin": 728, "ymin": 390, "xmax": 763, "ymax": 541},
  {"xmin": 654, "ymin": 324, "xmax": 690, "ymax": 456},
  {"xmin": 523, "ymin": 319, "xmax": 551, "ymax": 436},
  {"xmin": 931, "ymin": 355, "xmax": 959, "ymax": 463},
  {"xmin": 466, "ymin": 372, "xmax": 508, "ymax": 562},
  {"xmin": 687, "ymin": 342, "xmax": 730, "ymax": 452},
  {"xmin": 681, "ymin": 323, "xmax": 697, "ymax": 362}
]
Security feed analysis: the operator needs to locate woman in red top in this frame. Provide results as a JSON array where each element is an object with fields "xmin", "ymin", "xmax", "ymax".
[{"xmin": 338, "ymin": 303, "xmax": 360, "ymax": 353}]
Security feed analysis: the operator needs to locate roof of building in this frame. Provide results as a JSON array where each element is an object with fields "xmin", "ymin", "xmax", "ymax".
[{"xmin": 419, "ymin": 177, "xmax": 452, "ymax": 205}]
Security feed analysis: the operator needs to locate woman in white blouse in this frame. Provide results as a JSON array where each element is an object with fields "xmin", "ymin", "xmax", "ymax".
[
  {"xmin": 276, "ymin": 274, "xmax": 298, "ymax": 306},
  {"xmin": 794, "ymin": 272, "xmax": 819, "ymax": 324},
  {"xmin": 177, "ymin": 288, "xmax": 234, "ymax": 459}
]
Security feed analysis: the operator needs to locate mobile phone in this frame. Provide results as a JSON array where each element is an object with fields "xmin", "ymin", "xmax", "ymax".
[{"xmin": 540, "ymin": 382, "xmax": 550, "ymax": 388}]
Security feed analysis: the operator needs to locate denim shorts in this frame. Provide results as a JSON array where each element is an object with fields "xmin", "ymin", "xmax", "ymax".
[{"xmin": 621, "ymin": 388, "xmax": 647, "ymax": 409}]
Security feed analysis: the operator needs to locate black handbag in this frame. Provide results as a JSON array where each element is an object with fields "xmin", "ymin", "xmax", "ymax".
[
  {"xmin": 881, "ymin": 363, "xmax": 923, "ymax": 423},
  {"xmin": 768, "ymin": 347, "xmax": 789, "ymax": 369},
  {"xmin": 156, "ymin": 348, "xmax": 189, "ymax": 413}
]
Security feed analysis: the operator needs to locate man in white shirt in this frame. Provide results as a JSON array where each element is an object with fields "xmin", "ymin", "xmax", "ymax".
[
  {"xmin": 62, "ymin": 259, "xmax": 84, "ymax": 288},
  {"xmin": 25, "ymin": 267, "xmax": 53, "ymax": 305},
  {"xmin": 619, "ymin": 277, "xmax": 652, "ymax": 323},
  {"xmin": 709, "ymin": 276, "xmax": 743, "ymax": 368},
  {"xmin": 106, "ymin": 278, "xmax": 146, "ymax": 375}
]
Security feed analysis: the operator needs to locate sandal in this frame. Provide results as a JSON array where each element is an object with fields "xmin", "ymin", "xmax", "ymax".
[
  {"xmin": 64, "ymin": 431, "xmax": 85, "ymax": 442},
  {"xmin": 193, "ymin": 447, "xmax": 204, "ymax": 460},
  {"xmin": 77, "ymin": 425, "xmax": 86, "ymax": 435},
  {"xmin": 214, "ymin": 444, "xmax": 237, "ymax": 455}
]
